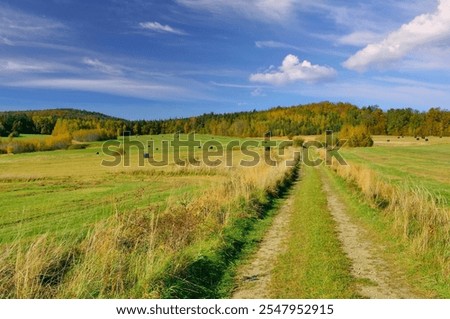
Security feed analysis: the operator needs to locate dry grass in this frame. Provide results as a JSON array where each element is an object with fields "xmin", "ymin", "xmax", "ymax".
[{"xmin": 0, "ymin": 236, "xmax": 77, "ymax": 298}]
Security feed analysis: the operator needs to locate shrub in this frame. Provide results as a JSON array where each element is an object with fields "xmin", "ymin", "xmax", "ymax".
[
  {"xmin": 338, "ymin": 124, "xmax": 373, "ymax": 147},
  {"xmin": 44, "ymin": 134, "xmax": 72, "ymax": 151},
  {"xmin": 292, "ymin": 137, "xmax": 305, "ymax": 147},
  {"xmin": 72, "ymin": 129, "xmax": 116, "ymax": 142},
  {"xmin": 0, "ymin": 134, "xmax": 72, "ymax": 154}
]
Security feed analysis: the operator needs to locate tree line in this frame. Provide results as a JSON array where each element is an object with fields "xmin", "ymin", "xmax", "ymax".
[{"xmin": 1, "ymin": 102, "xmax": 449, "ymax": 138}]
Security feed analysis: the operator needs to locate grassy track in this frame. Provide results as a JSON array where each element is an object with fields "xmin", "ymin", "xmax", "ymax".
[{"xmin": 270, "ymin": 165, "xmax": 359, "ymax": 298}]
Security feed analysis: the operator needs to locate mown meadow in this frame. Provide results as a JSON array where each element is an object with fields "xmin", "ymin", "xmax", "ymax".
[{"xmin": 0, "ymin": 134, "xmax": 299, "ymax": 298}]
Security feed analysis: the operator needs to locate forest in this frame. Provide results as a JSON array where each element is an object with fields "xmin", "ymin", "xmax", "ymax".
[{"xmin": 0, "ymin": 102, "xmax": 449, "ymax": 138}]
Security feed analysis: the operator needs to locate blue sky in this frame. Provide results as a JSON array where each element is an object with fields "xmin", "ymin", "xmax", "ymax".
[{"xmin": 1, "ymin": 0, "xmax": 449, "ymax": 120}]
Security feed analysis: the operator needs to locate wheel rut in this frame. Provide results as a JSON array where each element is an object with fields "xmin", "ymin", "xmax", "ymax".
[
  {"xmin": 319, "ymin": 168, "xmax": 418, "ymax": 299},
  {"xmin": 232, "ymin": 182, "xmax": 297, "ymax": 299}
]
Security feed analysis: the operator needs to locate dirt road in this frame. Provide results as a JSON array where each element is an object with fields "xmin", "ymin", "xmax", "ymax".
[
  {"xmin": 232, "ymin": 184, "xmax": 297, "ymax": 299},
  {"xmin": 232, "ymin": 167, "xmax": 418, "ymax": 299},
  {"xmin": 319, "ymin": 169, "xmax": 417, "ymax": 298}
]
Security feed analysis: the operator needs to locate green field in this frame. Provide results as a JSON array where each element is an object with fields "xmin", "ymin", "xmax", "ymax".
[
  {"xmin": 0, "ymin": 133, "xmax": 266, "ymax": 243},
  {"xmin": 0, "ymin": 135, "xmax": 232, "ymax": 243},
  {"xmin": 341, "ymin": 137, "xmax": 450, "ymax": 205},
  {"xmin": 0, "ymin": 134, "xmax": 299, "ymax": 298},
  {"xmin": 0, "ymin": 133, "xmax": 281, "ymax": 244}
]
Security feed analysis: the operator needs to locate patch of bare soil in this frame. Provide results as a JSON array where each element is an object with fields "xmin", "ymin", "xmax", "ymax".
[
  {"xmin": 320, "ymin": 169, "xmax": 418, "ymax": 299},
  {"xmin": 232, "ymin": 186, "xmax": 296, "ymax": 299}
]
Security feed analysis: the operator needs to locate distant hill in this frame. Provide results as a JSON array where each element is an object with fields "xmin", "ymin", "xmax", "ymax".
[
  {"xmin": 0, "ymin": 108, "xmax": 123, "ymax": 121},
  {"xmin": 128, "ymin": 102, "xmax": 449, "ymax": 137},
  {"xmin": 0, "ymin": 108, "xmax": 127, "ymax": 136},
  {"xmin": 1, "ymin": 103, "xmax": 449, "ymax": 137}
]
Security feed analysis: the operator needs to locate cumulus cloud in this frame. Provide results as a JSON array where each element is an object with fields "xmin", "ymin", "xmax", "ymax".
[
  {"xmin": 139, "ymin": 21, "xmax": 186, "ymax": 35},
  {"xmin": 249, "ymin": 54, "xmax": 336, "ymax": 85},
  {"xmin": 344, "ymin": 0, "xmax": 450, "ymax": 71}
]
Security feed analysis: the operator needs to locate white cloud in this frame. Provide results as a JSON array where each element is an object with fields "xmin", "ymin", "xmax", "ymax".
[
  {"xmin": 0, "ymin": 4, "xmax": 65, "ymax": 42},
  {"xmin": 139, "ymin": 22, "xmax": 186, "ymax": 35},
  {"xmin": 249, "ymin": 54, "xmax": 336, "ymax": 85},
  {"xmin": 0, "ymin": 36, "xmax": 14, "ymax": 46},
  {"xmin": 1, "ymin": 60, "xmax": 48, "ymax": 73},
  {"xmin": 177, "ymin": 0, "xmax": 296, "ymax": 23},
  {"xmin": 7, "ymin": 78, "xmax": 195, "ymax": 101},
  {"xmin": 255, "ymin": 40, "xmax": 303, "ymax": 51},
  {"xmin": 0, "ymin": 58, "xmax": 74, "ymax": 74},
  {"xmin": 83, "ymin": 58, "xmax": 122, "ymax": 75},
  {"xmin": 251, "ymin": 88, "xmax": 265, "ymax": 96},
  {"xmin": 0, "ymin": 56, "xmax": 209, "ymax": 101},
  {"xmin": 210, "ymin": 81, "xmax": 259, "ymax": 89},
  {"xmin": 344, "ymin": 0, "xmax": 450, "ymax": 71}
]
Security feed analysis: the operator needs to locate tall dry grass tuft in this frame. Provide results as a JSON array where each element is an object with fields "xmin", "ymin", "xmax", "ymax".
[
  {"xmin": 330, "ymin": 161, "xmax": 450, "ymax": 277},
  {"xmin": 0, "ymin": 147, "xmax": 299, "ymax": 298},
  {"xmin": 0, "ymin": 244, "xmax": 16, "ymax": 298},
  {"xmin": 0, "ymin": 236, "xmax": 78, "ymax": 298},
  {"xmin": 58, "ymin": 208, "xmax": 162, "ymax": 298}
]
